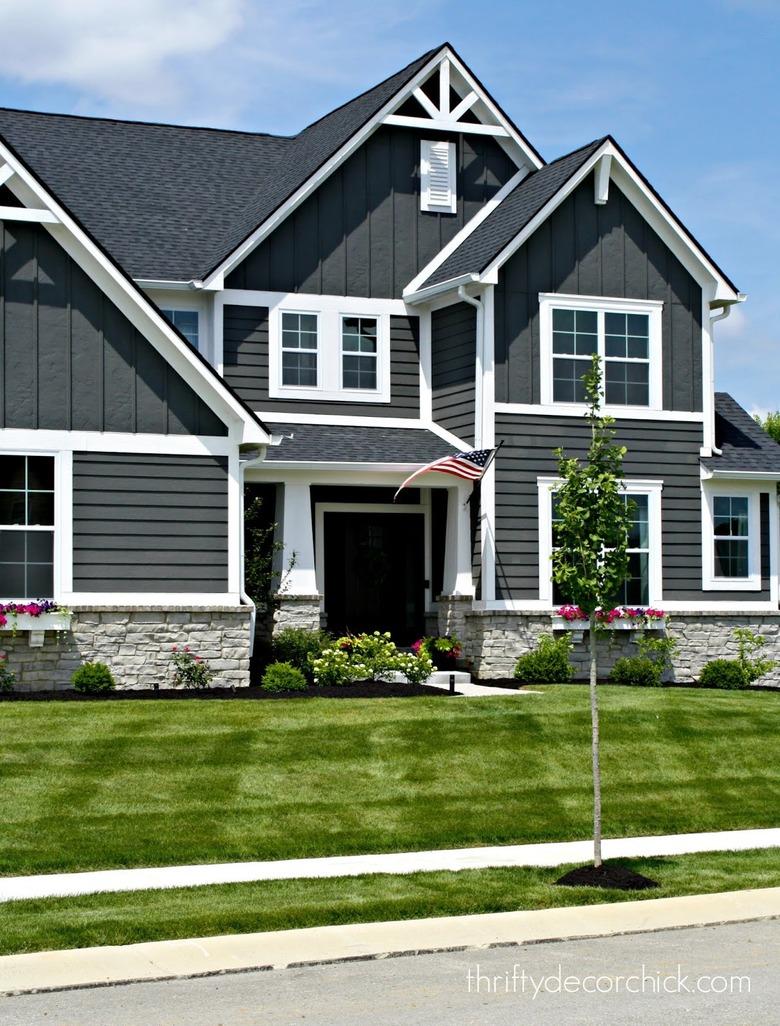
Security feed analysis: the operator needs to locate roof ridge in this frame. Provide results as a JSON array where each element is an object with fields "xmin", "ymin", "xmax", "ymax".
[{"xmin": 0, "ymin": 104, "xmax": 295, "ymax": 140}]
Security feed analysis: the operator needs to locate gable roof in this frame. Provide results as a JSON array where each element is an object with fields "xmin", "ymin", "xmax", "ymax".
[
  {"xmin": 415, "ymin": 138, "xmax": 605, "ymax": 290},
  {"xmin": 702, "ymin": 394, "xmax": 780, "ymax": 475},
  {"xmin": 265, "ymin": 423, "xmax": 457, "ymax": 464}
]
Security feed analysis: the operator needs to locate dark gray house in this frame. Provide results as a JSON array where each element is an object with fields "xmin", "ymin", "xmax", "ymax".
[{"xmin": 1, "ymin": 43, "xmax": 779, "ymax": 686}]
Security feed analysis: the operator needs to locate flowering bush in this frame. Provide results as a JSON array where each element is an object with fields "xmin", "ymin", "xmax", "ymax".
[
  {"xmin": 170, "ymin": 645, "xmax": 214, "ymax": 689},
  {"xmin": 411, "ymin": 634, "xmax": 462, "ymax": 668},
  {"xmin": 312, "ymin": 631, "xmax": 433, "ymax": 686},
  {"xmin": 0, "ymin": 600, "xmax": 61, "ymax": 628},
  {"xmin": 0, "ymin": 651, "xmax": 15, "ymax": 693},
  {"xmin": 556, "ymin": 605, "xmax": 667, "ymax": 626}
]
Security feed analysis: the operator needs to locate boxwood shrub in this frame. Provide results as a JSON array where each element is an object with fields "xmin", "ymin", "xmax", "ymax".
[
  {"xmin": 271, "ymin": 628, "xmax": 331, "ymax": 682},
  {"xmin": 72, "ymin": 661, "xmax": 116, "ymax": 693},
  {"xmin": 261, "ymin": 661, "xmax": 308, "ymax": 693},
  {"xmin": 699, "ymin": 659, "xmax": 749, "ymax": 690},
  {"xmin": 609, "ymin": 655, "xmax": 662, "ymax": 687}
]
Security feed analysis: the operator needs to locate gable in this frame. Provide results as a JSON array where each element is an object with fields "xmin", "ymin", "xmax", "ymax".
[
  {"xmin": 494, "ymin": 174, "xmax": 703, "ymax": 412},
  {"xmin": 226, "ymin": 126, "xmax": 518, "ymax": 299},
  {"xmin": 0, "ymin": 217, "xmax": 227, "ymax": 434}
]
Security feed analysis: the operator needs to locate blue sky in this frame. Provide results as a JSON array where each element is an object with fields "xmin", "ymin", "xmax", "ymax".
[{"xmin": 0, "ymin": 0, "xmax": 777, "ymax": 412}]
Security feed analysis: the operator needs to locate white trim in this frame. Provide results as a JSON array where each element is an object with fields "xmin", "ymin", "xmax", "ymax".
[
  {"xmin": 135, "ymin": 278, "xmax": 196, "ymax": 291},
  {"xmin": 0, "ymin": 163, "xmax": 14, "ymax": 187},
  {"xmin": 404, "ymin": 169, "xmax": 527, "ymax": 298},
  {"xmin": 0, "ymin": 205, "xmax": 58, "ymax": 223},
  {"xmin": 701, "ymin": 482, "xmax": 763, "ymax": 591},
  {"xmin": 0, "ymin": 450, "xmax": 59, "ymax": 602},
  {"xmin": 480, "ymin": 286, "xmax": 497, "ymax": 602},
  {"xmin": 419, "ymin": 308, "xmax": 433, "ymax": 423},
  {"xmin": 58, "ymin": 451, "xmax": 73, "ymax": 594},
  {"xmin": 227, "ymin": 450, "xmax": 241, "ymax": 596},
  {"xmin": 477, "ymin": 598, "xmax": 780, "ymax": 613},
  {"xmin": 539, "ymin": 292, "xmax": 663, "ymax": 412},
  {"xmin": 384, "ymin": 115, "xmax": 509, "ymax": 137},
  {"xmin": 594, "ymin": 153, "xmax": 612, "ymax": 205},
  {"xmin": 700, "ymin": 282, "xmax": 717, "ymax": 455},
  {"xmin": 702, "ymin": 469, "xmax": 780, "ymax": 481},
  {"xmin": 200, "ymin": 46, "xmax": 542, "ymax": 290},
  {"xmin": 59, "ymin": 592, "xmax": 243, "ymax": 606},
  {"xmin": 257, "ymin": 461, "xmax": 442, "ymax": 474},
  {"xmin": 0, "ymin": 429, "xmax": 239, "ymax": 457},
  {"xmin": 420, "ymin": 139, "xmax": 457, "ymax": 214},
  {"xmin": 0, "ymin": 139, "xmax": 268, "ymax": 444},
  {"xmin": 314, "ymin": 500, "xmax": 432, "ymax": 612},
  {"xmin": 495, "ymin": 403, "xmax": 704, "ymax": 423},
  {"xmin": 144, "ymin": 288, "xmax": 213, "ymax": 362},
  {"xmin": 221, "ymin": 289, "xmax": 411, "ymax": 315},
  {"xmin": 537, "ymin": 476, "xmax": 663, "ymax": 605}
]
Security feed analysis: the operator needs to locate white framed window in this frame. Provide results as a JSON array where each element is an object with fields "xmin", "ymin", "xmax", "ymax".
[
  {"xmin": 538, "ymin": 476, "xmax": 663, "ymax": 606},
  {"xmin": 0, "ymin": 454, "xmax": 56, "ymax": 599},
  {"xmin": 420, "ymin": 139, "xmax": 457, "ymax": 214},
  {"xmin": 539, "ymin": 294, "xmax": 663, "ymax": 412},
  {"xmin": 281, "ymin": 311, "xmax": 319, "ymax": 388},
  {"xmin": 702, "ymin": 484, "xmax": 762, "ymax": 590},
  {"xmin": 268, "ymin": 298, "xmax": 391, "ymax": 403},
  {"xmin": 161, "ymin": 308, "xmax": 200, "ymax": 350}
]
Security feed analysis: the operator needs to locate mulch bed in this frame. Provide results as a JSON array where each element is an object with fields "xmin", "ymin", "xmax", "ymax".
[
  {"xmin": 0, "ymin": 681, "xmax": 456, "ymax": 701},
  {"xmin": 556, "ymin": 862, "xmax": 660, "ymax": 890}
]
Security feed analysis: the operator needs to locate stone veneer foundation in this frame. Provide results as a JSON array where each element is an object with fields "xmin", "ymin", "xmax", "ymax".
[
  {"xmin": 272, "ymin": 595, "xmax": 323, "ymax": 633},
  {"xmin": 461, "ymin": 609, "xmax": 780, "ymax": 684},
  {"xmin": 1, "ymin": 607, "xmax": 252, "ymax": 691}
]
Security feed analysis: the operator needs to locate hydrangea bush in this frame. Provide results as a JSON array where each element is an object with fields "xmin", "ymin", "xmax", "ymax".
[{"xmin": 312, "ymin": 631, "xmax": 433, "ymax": 686}]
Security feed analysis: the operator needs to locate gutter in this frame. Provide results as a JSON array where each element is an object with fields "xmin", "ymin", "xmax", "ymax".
[{"xmin": 404, "ymin": 272, "xmax": 481, "ymax": 306}]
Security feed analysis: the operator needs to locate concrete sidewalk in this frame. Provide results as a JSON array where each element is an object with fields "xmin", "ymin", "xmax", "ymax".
[
  {"xmin": 1, "ymin": 887, "xmax": 778, "ymax": 996},
  {"xmin": 1, "ymin": 828, "xmax": 778, "ymax": 903}
]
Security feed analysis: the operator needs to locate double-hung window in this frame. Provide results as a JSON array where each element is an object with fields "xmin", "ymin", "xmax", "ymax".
[
  {"xmin": 541, "ymin": 295, "xmax": 662, "ymax": 410},
  {"xmin": 703, "ymin": 487, "xmax": 763, "ymax": 590},
  {"xmin": 0, "ymin": 455, "xmax": 55, "ymax": 599},
  {"xmin": 542, "ymin": 478, "xmax": 660, "ymax": 606},
  {"xmin": 342, "ymin": 317, "xmax": 378, "ymax": 391},
  {"xmin": 281, "ymin": 312, "xmax": 318, "ymax": 388}
]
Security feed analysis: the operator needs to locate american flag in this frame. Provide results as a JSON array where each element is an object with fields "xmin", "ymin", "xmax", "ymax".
[{"xmin": 394, "ymin": 448, "xmax": 495, "ymax": 501}]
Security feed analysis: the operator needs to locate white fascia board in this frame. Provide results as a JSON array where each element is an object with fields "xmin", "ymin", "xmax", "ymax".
[
  {"xmin": 200, "ymin": 47, "xmax": 541, "ymax": 291},
  {"xmin": 0, "ymin": 139, "xmax": 269, "ymax": 446},
  {"xmin": 0, "ymin": 205, "xmax": 58, "ymax": 223},
  {"xmin": 403, "ymin": 272, "xmax": 481, "ymax": 306},
  {"xmin": 404, "ymin": 167, "xmax": 528, "ymax": 296},
  {"xmin": 701, "ymin": 468, "xmax": 780, "ymax": 481},
  {"xmin": 0, "ymin": 428, "xmax": 240, "ymax": 457},
  {"xmin": 495, "ymin": 402, "xmax": 705, "ymax": 423},
  {"xmin": 0, "ymin": 163, "xmax": 14, "ymax": 187},
  {"xmin": 135, "ymin": 278, "xmax": 197, "ymax": 291}
]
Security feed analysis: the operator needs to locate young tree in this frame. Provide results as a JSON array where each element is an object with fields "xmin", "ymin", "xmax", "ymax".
[
  {"xmin": 551, "ymin": 355, "xmax": 632, "ymax": 868},
  {"xmin": 754, "ymin": 411, "xmax": 780, "ymax": 446}
]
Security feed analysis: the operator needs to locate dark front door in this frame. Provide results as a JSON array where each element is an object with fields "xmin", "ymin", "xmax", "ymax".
[{"xmin": 323, "ymin": 512, "xmax": 425, "ymax": 644}]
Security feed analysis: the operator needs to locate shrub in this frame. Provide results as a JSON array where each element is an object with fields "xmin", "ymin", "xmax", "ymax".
[
  {"xmin": 609, "ymin": 656, "xmax": 662, "ymax": 687},
  {"xmin": 272, "ymin": 628, "xmax": 331, "ymax": 682},
  {"xmin": 311, "ymin": 646, "xmax": 365, "ymax": 686},
  {"xmin": 514, "ymin": 633, "xmax": 573, "ymax": 684},
  {"xmin": 170, "ymin": 646, "xmax": 214, "ymax": 689},
  {"xmin": 0, "ymin": 651, "xmax": 15, "ymax": 693},
  {"xmin": 699, "ymin": 659, "xmax": 748, "ymax": 690},
  {"xmin": 395, "ymin": 651, "xmax": 434, "ymax": 685},
  {"xmin": 72, "ymin": 661, "xmax": 115, "ymax": 693},
  {"xmin": 412, "ymin": 634, "xmax": 461, "ymax": 669},
  {"xmin": 261, "ymin": 662, "xmax": 308, "ymax": 693},
  {"xmin": 311, "ymin": 631, "xmax": 433, "ymax": 686},
  {"xmin": 734, "ymin": 627, "xmax": 775, "ymax": 684},
  {"xmin": 336, "ymin": 632, "xmax": 400, "ymax": 681}
]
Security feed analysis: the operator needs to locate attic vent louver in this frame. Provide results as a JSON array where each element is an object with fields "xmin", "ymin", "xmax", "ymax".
[{"xmin": 421, "ymin": 140, "xmax": 456, "ymax": 214}]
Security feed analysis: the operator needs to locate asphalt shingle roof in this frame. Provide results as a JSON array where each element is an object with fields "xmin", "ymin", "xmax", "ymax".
[
  {"xmin": 420, "ymin": 138, "xmax": 605, "ymax": 289},
  {"xmin": 703, "ymin": 393, "xmax": 780, "ymax": 474},
  {"xmin": 265, "ymin": 423, "xmax": 457, "ymax": 464},
  {"xmin": 0, "ymin": 47, "xmax": 441, "ymax": 282}
]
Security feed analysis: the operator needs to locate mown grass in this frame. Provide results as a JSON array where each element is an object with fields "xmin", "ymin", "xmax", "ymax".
[
  {"xmin": 0, "ymin": 686, "xmax": 777, "ymax": 876},
  {"xmin": 2, "ymin": 848, "xmax": 778, "ymax": 956}
]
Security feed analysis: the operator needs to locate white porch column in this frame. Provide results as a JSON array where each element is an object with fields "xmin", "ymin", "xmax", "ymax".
[
  {"xmin": 280, "ymin": 480, "xmax": 318, "ymax": 596},
  {"xmin": 442, "ymin": 482, "xmax": 475, "ymax": 597}
]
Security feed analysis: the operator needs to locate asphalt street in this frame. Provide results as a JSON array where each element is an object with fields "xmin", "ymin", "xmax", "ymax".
[{"xmin": 3, "ymin": 919, "xmax": 777, "ymax": 1025}]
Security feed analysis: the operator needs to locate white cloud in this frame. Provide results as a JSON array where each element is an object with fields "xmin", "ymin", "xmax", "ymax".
[{"xmin": 0, "ymin": 0, "xmax": 245, "ymax": 106}]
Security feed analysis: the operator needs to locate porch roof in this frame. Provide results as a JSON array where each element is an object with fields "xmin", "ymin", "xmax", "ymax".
[
  {"xmin": 702, "ymin": 393, "xmax": 780, "ymax": 475},
  {"xmin": 265, "ymin": 423, "xmax": 458, "ymax": 464}
]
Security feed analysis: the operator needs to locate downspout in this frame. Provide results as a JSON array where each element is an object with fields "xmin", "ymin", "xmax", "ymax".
[
  {"xmin": 708, "ymin": 298, "xmax": 745, "ymax": 456},
  {"xmin": 238, "ymin": 443, "xmax": 274, "ymax": 657},
  {"xmin": 457, "ymin": 286, "xmax": 484, "ymax": 447}
]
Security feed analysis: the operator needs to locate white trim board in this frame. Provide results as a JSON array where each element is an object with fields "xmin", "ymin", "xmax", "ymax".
[
  {"xmin": 0, "ymin": 139, "xmax": 268, "ymax": 445},
  {"xmin": 494, "ymin": 404, "xmax": 705, "ymax": 424},
  {"xmin": 700, "ymin": 481, "xmax": 765, "ymax": 593},
  {"xmin": 200, "ymin": 46, "xmax": 542, "ymax": 290},
  {"xmin": 0, "ymin": 429, "xmax": 240, "ymax": 458}
]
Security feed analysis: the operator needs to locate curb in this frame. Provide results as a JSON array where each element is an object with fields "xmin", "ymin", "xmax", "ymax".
[{"xmin": 2, "ymin": 886, "xmax": 779, "ymax": 996}]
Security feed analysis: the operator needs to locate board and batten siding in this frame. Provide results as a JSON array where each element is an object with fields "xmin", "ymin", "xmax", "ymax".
[
  {"xmin": 225, "ymin": 127, "xmax": 517, "ymax": 299},
  {"xmin": 222, "ymin": 305, "xmax": 420, "ymax": 418},
  {"xmin": 72, "ymin": 453, "xmax": 229, "ymax": 592},
  {"xmin": 431, "ymin": 302, "xmax": 476, "ymax": 445},
  {"xmin": 494, "ymin": 175, "xmax": 703, "ymax": 413},
  {"xmin": 494, "ymin": 414, "xmax": 771, "ymax": 603}
]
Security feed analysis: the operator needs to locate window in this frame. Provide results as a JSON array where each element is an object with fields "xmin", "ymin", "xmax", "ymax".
[
  {"xmin": 540, "ymin": 477, "xmax": 661, "ymax": 606},
  {"xmin": 281, "ymin": 312, "xmax": 318, "ymax": 388},
  {"xmin": 161, "ymin": 309, "xmax": 199, "ymax": 350},
  {"xmin": 713, "ymin": 495, "xmax": 750, "ymax": 578},
  {"xmin": 702, "ymin": 487, "xmax": 762, "ymax": 591},
  {"xmin": 342, "ymin": 317, "xmax": 377, "ymax": 390},
  {"xmin": 420, "ymin": 139, "xmax": 456, "ymax": 214},
  {"xmin": 0, "ymin": 455, "xmax": 55, "ymax": 598},
  {"xmin": 541, "ymin": 294, "xmax": 661, "ymax": 410}
]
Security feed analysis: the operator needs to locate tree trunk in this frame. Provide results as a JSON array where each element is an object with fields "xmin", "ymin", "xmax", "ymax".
[{"xmin": 589, "ymin": 612, "xmax": 602, "ymax": 868}]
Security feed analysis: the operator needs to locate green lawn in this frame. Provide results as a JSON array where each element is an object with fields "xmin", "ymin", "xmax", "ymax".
[
  {"xmin": 1, "ymin": 686, "xmax": 778, "ymax": 876},
  {"xmin": 2, "ymin": 848, "xmax": 778, "ymax": 956}
]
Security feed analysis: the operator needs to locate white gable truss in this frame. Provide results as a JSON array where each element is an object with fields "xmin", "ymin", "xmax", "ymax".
[
  {"xmin": 0, "ymin": 142, "xmax": 270, "ymax": 445},
  {"xmin": 200, "ymin": 46, "xmax": 543, "ymax": 290},
  {"xmin": 405, "ymin": 138, "xmax": 742, "ymax": 305}
]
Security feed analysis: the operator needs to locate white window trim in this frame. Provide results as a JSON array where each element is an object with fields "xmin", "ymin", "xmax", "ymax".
[
  {"xmin": 537, "ymin": 476, "xmax": 663, "ymax": 605},
  {"xmin": 702, "ymin": 482, "xmax": 762, "ymax": 591},
  {"xmin": 539, "ymin": 293, "xmax": 663, "ymax": 413},
  {"xmin": 420, "ymin": 139, "xmax": 457, "ymax": 214},
  {"xmin": 268, "ymin": 296, "xmax": 391, "ymax": 404}
]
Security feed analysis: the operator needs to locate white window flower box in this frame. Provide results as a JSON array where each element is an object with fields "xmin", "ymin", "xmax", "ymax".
[{"xmin": 0, "ymin": 612, "xmax": 72, "ymax": 647}]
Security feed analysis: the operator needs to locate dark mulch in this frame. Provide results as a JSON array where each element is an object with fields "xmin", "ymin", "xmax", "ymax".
[
  {"xmin": 556, "ymin": 862, "xmax": 660, "ymax": 890},
  {"xmin": 0, "ymin": 681, "xmax": 455, "ymax": 702}
]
